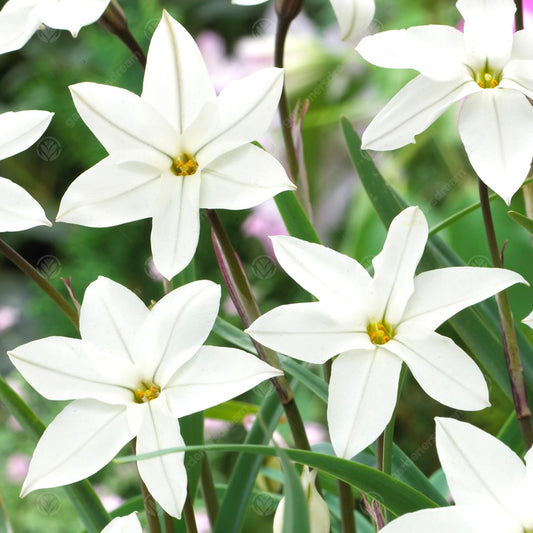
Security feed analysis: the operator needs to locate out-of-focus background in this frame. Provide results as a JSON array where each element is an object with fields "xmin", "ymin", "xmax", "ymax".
[{"xmin": 1, "ymin": 0, "xmax": 532, "ymax": 531}]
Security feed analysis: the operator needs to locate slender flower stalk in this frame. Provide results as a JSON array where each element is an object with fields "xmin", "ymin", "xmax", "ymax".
[
  {"xmin": 208, "ymin": 210, "xmax": 312, "ymax": 453},
  {"xmin": 478, "ymin": 180, "xmax": 533, "ymax": 449}
]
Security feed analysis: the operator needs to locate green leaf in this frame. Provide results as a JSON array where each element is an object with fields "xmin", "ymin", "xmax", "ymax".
[
  {"xmin": 213, "ymin": 391, "xmax": 284, "ymax": 533},
  {"xmin": 508, "ymin": 210, "xmax": 533, "ymax": 235},
  {"xmin": 180, "ymin": 411, "xmax": 204, "ymax": 501},
  {"xmin": 205, "ymin": 400, "xmax": 259, "ymax": 422},
  {"xmin": 212, "ymin": 316, "xmax": 256, "ymax": 353},
  {"xmin": 497, "ymin": 411, "xmax": 524, "ymax": 457},
  {"xmin": 0, "ymin": 376, "xmax": 110, "ymax": 532},
  {"xmin": 341, "ymin": 116, "xmax": 531, "ymax": 403},
  {"xmin": 0, "ymin": 493, "xmax": 12, "ymax": 533},
  {"xmin": 275, "ymin": 191, "xmax": 321, "ymax": 244},
  {"xmin": 282, "ymin": 358, "xmax": 328, "ymax": 403},
  {"xmin": 278, "ymin": 450, "xmax": 311, "ymax": 533},
  {"xmin": 118, "ymin": 443, "xmax": 442, "ymax": 516}
]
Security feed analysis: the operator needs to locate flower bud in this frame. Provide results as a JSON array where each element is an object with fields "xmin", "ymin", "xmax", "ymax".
[
  {"xmin": 275, "ymin": 0, "xmax": 305, "ymax": 22},
  {"xmin": 273, "ymin": 466, "xmax": 330, "ymax": 533}
]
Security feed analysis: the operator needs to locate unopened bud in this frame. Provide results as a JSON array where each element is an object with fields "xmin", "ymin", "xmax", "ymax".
[
  {"xmin": 98, "ymin": 0, "xmax": 129, "ymax": 38},
  {"xmin": 275, "ymin": 0, "xmax": 304, "ymax": 22},
  {"xmin": 273, "ymin": 466, "xmax": 330, "ymax": 533}
]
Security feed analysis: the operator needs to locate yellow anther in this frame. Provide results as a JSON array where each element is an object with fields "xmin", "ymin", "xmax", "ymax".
[
  {"xmin": 367, "ymin": 322, "xmax": 393, "ymax": 345},
  {"xmin": 133, "ymin": 382, "xmax": 161, "ymax": 403},
  {"xmin": 477, "ymin": 72, "xmax": 499, "ymax": 89},
  {"xmin": 171, "ymin": 154, "xmax": 198, "ymax": 176}
]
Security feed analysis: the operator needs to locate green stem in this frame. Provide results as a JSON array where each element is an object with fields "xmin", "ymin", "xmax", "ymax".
[
  {"xmin": 163, "ymin": 512, "xmax": 174, "ymax": 533},
  {"xmin": 206, "ymin": 209, "xmax": 311, "ymax": 453},
  {"xmin": 183, "ymin": 491, "xmax": 199, "ymax": 533},
  {"xmin": 337, "ymin": 480, "xmax": 356, "ymax": 533},
  {"xmin": 428, "ymin": 176, "xmax": 533, "ymax": 237},
  {"xmin": 200, "ymin": 453, "xmax": 219, "ymax": 526},
  {"xmin": 478, "ymin": 181, "xmax": 533, "ymax": 449},
  {"xmin": 0, "ymin": 238, "xmax": 79, "ymax": 328},
  {"xmin": 274, "ymin": 12, "xmax": 312, "ymax": 218}
]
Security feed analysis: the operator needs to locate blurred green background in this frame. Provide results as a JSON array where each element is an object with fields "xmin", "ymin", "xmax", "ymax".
[{"xmin": 0, "ymin": 0, "xmax": 532, "ymax": 531}]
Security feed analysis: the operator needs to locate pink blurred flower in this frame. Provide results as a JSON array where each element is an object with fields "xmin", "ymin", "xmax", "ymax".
[
  {"xmin": 304, "ymin": 421, "xmax": 328, "ymax": 446},
  {"xmin": 242, "ymin": 200, "xmax": 288, "ymax": 257},
  {"xmin": 94, "ymin": 484, "xmax": 125, "ymax": 512},
  {"xmin": 196, "ymin": 508, "xmax": 211, "ymax": 533},
  {"xmin": 204, "ymin": 418, "xmax": 231, "ymax": 440},
  {"xmin": 0, "ymin": 306, "xmax": 19, "ymax": 333},
  {"xmin": 5, "ymin": 453, "xmax": 29, "ymax": 483}
]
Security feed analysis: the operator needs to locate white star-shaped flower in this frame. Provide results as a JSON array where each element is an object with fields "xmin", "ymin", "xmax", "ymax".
[
  {"xmin": 0, "ymin": 0, "xmax": 111, "ymax": 54},
  {"xmin": 381, "ymin": 417, "xmax": 533, "ymax": 532},
  {"xmin": 231, "ymin": 0, "xmax": 375, "ymax": 42},
  {"xmin": 357, "ymin": 0, "xmax": 533, "ymax": 204},
  {"xmin": 0, "ymin": 109, "xmax": 53, "ymax": 231},
  {"xmin": 8, "ymin": 276, "xmax": 281, "ymax": 518},
  {"xmin": 56, "ymin": 10, "xmax": 294, "ymax": 280},
  {"xmin": 246, "ymin": 207, "xmax": 526, "ymax": 459}
]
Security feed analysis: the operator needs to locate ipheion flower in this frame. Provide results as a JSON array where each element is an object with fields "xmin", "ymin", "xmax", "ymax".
[
  {"xmin": 8, "ymin": 277, "xmax": 281, "ymax": 518},
  {"xmin": 356, "ymin": 0, "xmax": 533, "ymax": 204},
  {"xmin": 57, "ymin": 10, "xmax": 294, "ymax": 280},
  {"xmin": 246, "ymin": 207, "xmax": 526, "ymax": 459}
]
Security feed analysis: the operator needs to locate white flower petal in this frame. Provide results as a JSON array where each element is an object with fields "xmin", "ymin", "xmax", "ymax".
[
  {"xmin": 101, "ymin": 513, "xmax": 142, "ymax": 533},
  {"xmin": 69, "ymin": 82, "xmax": 179, "ymax": 157},
  {"xmin": 367, "ymin": 207, "xmax": 427, "ymax": 325},
  {"xmin": 8, "ymin": 336, "xmax": 132, "ymax": 403},
  {"xmin": 199, "ymin": 144, "xmax": 294, "ymax": 210},
  {"xmin": 136, "ymin": 400, "xmax": 187, "ymax": 519},
  {"xmin": 80, "ymin": 276, "xmax": 149, "ymax": 364},
  {"xmin": 362, "ymin": 75, "xmax": 479, "ymax": 151},
  {"xmin": 270, "ymin": 235, "xmax": 371, "ymax": 305},
  {"xmin": 0, "ymin": 0, "xmax": 41, "ymax": 54},
  {"xmin": 246, "ymin": 302, "xmax": 370, "ymax": 364},
  {"xmin": 389, "ymin": 332, "xmax": 489, "ymax": 410},
  {"xmin": 56, "ymin": 157, "xmax": 161, "ymax": 227},
  {"xmin": 330, "ymin": 0, "xmax": 374, "ymax": 41},
  {"xmin": 150, "ymin": 172, "xmax": 201, "ymax": 280},
  {"xmin": 457, "ymin": 0, "xmax": 515, "ymax": 71},
  {"xmin": 142, "ymin": 11, "xmax": 215, "ymax": 134},
  {"xmin": 401, "ymin": 266, "xmax": 527, "ymax": 330},
  {"xmin": 0, "ymin": 177, "xmax": 51, "ymax": 231},
  {"xmin": 380, "ymin": 505, "xmax": 519, "ymax": 533},
  {"xmin": 357, "ymin": 26, "xmax": 467, "ymax": 80},
  {"xmin": 165, "ymin": 346, "xmax": 282, "ymax": 418},
  {"xmin": 137, "ymin": 280, "xmax": 221, "ymax": 385},
  {"xmin": 196, "ymin": 68, "xmax": 284, "ymax": 163},
  {"xmin": 328, "ymin": 348, "xmax": 402, "ymax": 458},
  {"xmin": 511, "ymin": 29, "xmax": 533, "ymax": 60},
  {"xmin": 40, "ymin": 0, "xmax": 109, "ymax": 37},
  {"xmin": 435, "ymin": 417, "xmax": 526, "ymax": 512},
  {"xmin": 22, "ymin": 399, "xmax": 132, "ymax": 496},
  {"xmin": 458, "ymin": 88, "xmax": 533, "ymax": 204},
  {"xmin": 523, "ymin": 310, "xmax": 533, "ymax": 329},
  {"xmin": 0, "ymin": 110, "xmax": 53, "ymax": 160},
  {"xmin": 500, "ymin": 60, "xmax": 533, "ymax": 99}
]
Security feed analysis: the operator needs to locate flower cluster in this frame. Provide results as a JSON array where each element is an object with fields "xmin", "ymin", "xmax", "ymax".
[{"xmin": 1, "ymin": 0, "xmax": 533, "ymax": 532}]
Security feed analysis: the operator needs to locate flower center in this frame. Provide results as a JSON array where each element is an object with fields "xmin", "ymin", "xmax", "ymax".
[
  {"xmin": 477, "ymin": 71, "xmax": 500, "ymax": 89},
  {"xmin": 171, "ymin": 154, "xmax": 198, "ymax": 176},
  {"xmin": 367, "ymin": 322, "xmax": 394, "ymax": 345},
  {"xmin": 133, "ymin": 382, "xmax": 161, "ymax": 403}
]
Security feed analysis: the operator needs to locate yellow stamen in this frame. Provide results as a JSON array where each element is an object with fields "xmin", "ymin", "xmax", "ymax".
[
  {"xmin": 367, "ymin": 322, "xmax": 393, "ymax": 345},
  {"xmin": 171, "ymin": 154, "xmax": 198, "ymax": 176},
  {"xmin": 134, "ymin": 382, "xmax": 161, "ymax": 403},
  {"xmin": 477, "ymin": 72, "xmax": 499, "ymax": 89}
]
